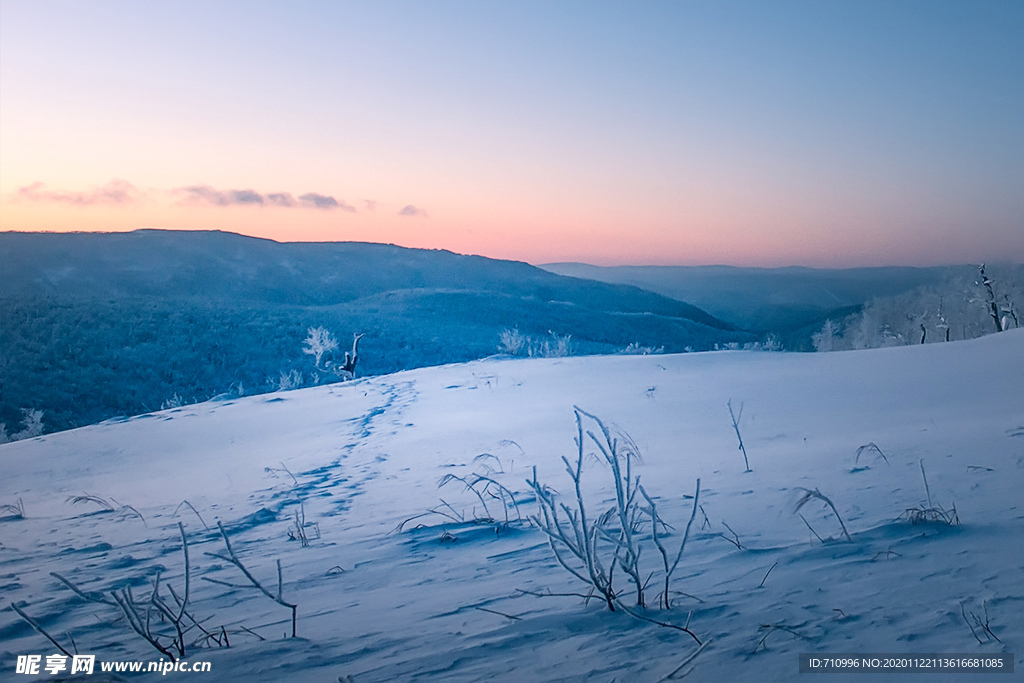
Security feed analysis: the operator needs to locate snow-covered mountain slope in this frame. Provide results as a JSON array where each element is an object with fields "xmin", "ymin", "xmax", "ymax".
[{"xmin": 2, "ymin": 331, "xmax": 1022, "ymax": 681}]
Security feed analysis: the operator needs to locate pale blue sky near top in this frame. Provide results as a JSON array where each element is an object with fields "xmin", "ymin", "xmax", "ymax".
[{"xmin": 2, "ymin": 1, "xmax": 1021, "ymax": 265}]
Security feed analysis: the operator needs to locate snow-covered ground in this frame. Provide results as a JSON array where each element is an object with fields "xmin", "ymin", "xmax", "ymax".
[{"xmin": 2, "ymin": 331, "xmax": 1022, "ymax": 681}]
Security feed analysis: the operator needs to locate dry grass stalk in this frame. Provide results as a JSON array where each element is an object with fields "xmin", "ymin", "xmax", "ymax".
[
  {"xmin": 797, "ymin": 513, "xmax": 824, "ymax": 543},
  {"xmin": 853, "ymin": 442, "xmax": 889, "ymax": 469},
  {"xmin": 472, "ymin": 452, "xmax": 505, "ymax": 474},
  {"xmin": 474, "ymin": 606, "xmax": 522, "ymax": 621},
  {"xmin": 67, "ymin": 493, "xmax": 145, "ymax": 525},
  {"xmin": 0, "ymin": 497, "xmax": 25, "ymax": 519},
  {"xmin": 66, "ymin": 493, "xmax": 115, "ymax": 511},
  {"xmin": 900, "ymin": 460, "xmax": 959, "ymax": 525},
  {"xmin": 794, "ymin": 488, "xmax": 851, "ymax": 541},
  {"xmin": 758, "ymin": 561, "xmax": 778, "ymax": 588},
  {"xmin": 395, "ymin": 455, "xmax": 522, "ymax": 534},
  {"xmin": 754, "ymin": 623, "xmax": 809, "ymax": 652},
  {"xmin": 173, "ymin": 499, "xmax": 211, "ymax": 530},
  {"xmin": 438, "ymin": 472, "xmax": 522, "ymax": 527}
]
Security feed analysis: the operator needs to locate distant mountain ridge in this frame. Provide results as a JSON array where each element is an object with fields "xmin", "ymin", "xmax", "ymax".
[
  {"xmin": 1, "ymin": 230, "xmax": 732, "ymax": 328},
  {"xmin": 539, "ymin": 262, "xmax": 1002, "ymax": 334}
]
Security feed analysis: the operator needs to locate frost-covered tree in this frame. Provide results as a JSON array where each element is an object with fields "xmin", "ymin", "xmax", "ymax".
[
  {"xmin": 812, "ymin": 319, "xmax": 838, "ymax": 352},
  {"xmin": 0, "ymin": 409, "xmax": 44, "ymax": 443},
  {"xmin": 302, "ymin": 326, "xmax": 338, "ymax": 368},
  {"xmin": 814, "ymin": 266, "xmax": 1023, "ymax": 352},
  {"xmin": 978, "ymin": 264, "xmax": 1003, "ymax": 334},
  {"xmin": 1000, "ymin": 294, "xmax": 1019, "ymax": 330}
]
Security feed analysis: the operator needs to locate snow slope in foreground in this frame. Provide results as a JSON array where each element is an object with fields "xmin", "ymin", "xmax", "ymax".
[{"xmin": 2, "ymin": 330, "xmax": 1022, "ymax": 682}]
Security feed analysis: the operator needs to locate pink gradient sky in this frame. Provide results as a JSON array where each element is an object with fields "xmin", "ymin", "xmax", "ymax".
[{"xmin": 1, "ymin": 2, "xmax": 1021, "ymax": 267}]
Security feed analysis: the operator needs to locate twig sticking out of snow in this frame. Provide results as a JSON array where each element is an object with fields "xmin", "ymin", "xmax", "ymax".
[
  {"xmin": 719, "ymin": 521, "xmax": 744, "ymax": 549},
  {"xmin": 659, "ymin": 639, "xmax": 710, "ymax": 681},
  {"xmin": 961, "ymin": 601, "xmax": 1001, "ymax": 644},
  {"xmin": 9, "ymin": 602, "xmax": 74, "ymax": 657},
  {"xmin": 203, "ymin": 521, "xmax": 298, "ymax": 638},
  {"xmin": 727, "ymin": 399, "xmax": 752, "ymax": 473},
  {"xmin": 287, "ymin": 503, "xmax": 320, "ymax": 547},
  {"xmin": 758, "ymin": 562, "xmax": 778, "ymax": 588},
  {"xmin": 641, "ymin": 478, "xmax": 700, "ymax": 609}
]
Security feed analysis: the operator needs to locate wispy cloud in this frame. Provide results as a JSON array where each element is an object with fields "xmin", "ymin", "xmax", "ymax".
[
  {"xmin": 14, "ymin": 179, "xmax": 145, "ymax": 206},
  {"xmin": 15, "ymin": 180, "xmax": 361, "ymax": 213},
  {"xmin": 174, "ymin": 185, "xmax": 355, "ymax": 211},
  {"xmin": 266, "ymin": 192, "xmax": 298, "ymax": 207},
  {"xmin": 399, "ymin": 204, "xmax": 428, "ymax": 218},
  {"xmin": 363, "ymin": 199, "xmax": 377, "ymax": 211},
  {"xmin": 299, "ymin": 193, "xmax": 356, "ymax": 211},
  {"xmin": 175, "ymin": 185, "xmax": 266, "ymax": 206}
]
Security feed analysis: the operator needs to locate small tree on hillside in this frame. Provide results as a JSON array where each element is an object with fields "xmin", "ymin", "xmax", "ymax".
[
  {"xmin": 302, "ymin": 326, "xmax": 338, "ymax": 369},
  {"xmin": 978, "ymin": 264, "xmax": 1003, "ymax": 334},
  {"xmin": 812, "ymin": 319, "xmax": 838, "ymax": 352},
  {"xmin": 323, "ymin": 333, "xmax": 365, "ymax": 381}
]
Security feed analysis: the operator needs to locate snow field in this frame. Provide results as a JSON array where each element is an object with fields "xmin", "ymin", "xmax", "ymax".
[{"xmin": 2, "ymin": 330, "xmax": 1022, "ymax": 681}]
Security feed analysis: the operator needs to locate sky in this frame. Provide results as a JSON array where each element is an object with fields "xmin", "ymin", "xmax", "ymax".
[{"xmin": 1, "ymin": 1, "xmax": 1021, "ymax": 267}]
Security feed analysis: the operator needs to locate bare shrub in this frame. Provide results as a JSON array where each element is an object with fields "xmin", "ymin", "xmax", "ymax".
[
  {"xmin": 202, "ymin": 522, "xmax": 298, "ymax": 637},
  {"xmin": 497, "ymin": 329, "xmax": 574, "ymax": 358},
  {"xmin": 538, "ymin": 331, "xmax": 573, "ymax": 358},
  {"xmin": 286, "ymin": 503, "xmax": 320, "ymax": 546},
  {"xmin": 526, "ymin": 408, "xmax": 701, "ymax": 643},
  {"xmin": 620, "ymin": 342, "xmax": 665, "ymax": 355},
  {"xmin": 498, "ymin": 328, "xmax": 528, "ymax": 355},
  {"xmin": 51, "ymin": 523, "xmax": 212, "ymax": 661},
  {"xmin": 276, "ymin": 369, "xmax": 304, "ymax": 391}
]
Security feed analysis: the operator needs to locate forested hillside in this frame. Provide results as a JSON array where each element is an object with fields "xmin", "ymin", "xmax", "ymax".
[{"xmin": 0, "ymin": 230, "xmax": 755, "ymax": 437}]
